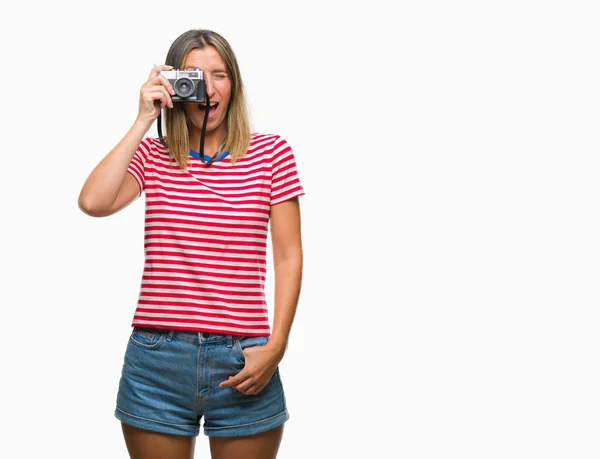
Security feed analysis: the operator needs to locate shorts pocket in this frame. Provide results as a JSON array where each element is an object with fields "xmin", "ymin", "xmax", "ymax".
[
  {"xmin": 234, "ymin": 335, "xmax": 270, "ymax": 362},
  {"xmin": 128, "ymin": 327, "xmax": 167, "ymax": 351}
]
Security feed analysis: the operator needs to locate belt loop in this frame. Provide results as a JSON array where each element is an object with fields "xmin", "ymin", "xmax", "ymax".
[
  {"xmin": 226, "ymin": 334, "xmax": 233, "ymax": 348},
  {"xmin": 166, "ymin": 330, "xmax": 174, "ymax": 342}
]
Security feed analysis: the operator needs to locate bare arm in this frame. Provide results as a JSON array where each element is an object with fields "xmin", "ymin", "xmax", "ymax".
[
  {"xmin": 78, "ymin": 64, "xmax": 176, "ymax": 217},
  {"xmin": 266, "ymin": 197, "xmax": 303, "ymax": 358},
  {"xmin": 218, "ymin": 197, "xmax": 303, "ymax": 394},
  {"xmin": 78, "ymin": 121, "xmax": 150, "ymax": 217}
]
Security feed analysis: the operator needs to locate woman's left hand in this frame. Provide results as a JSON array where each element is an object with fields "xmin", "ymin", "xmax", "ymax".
[{"xmin": 219, "ymin": 342, "xmax": 284, "ymax": 395}]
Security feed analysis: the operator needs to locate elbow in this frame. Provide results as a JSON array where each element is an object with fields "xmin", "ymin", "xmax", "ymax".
[
  {"xmin": 274, "ymin": 248, "xmax": 303, "ymax": 268},
  {"xmin": 78, "ymin": 194, "xmax": 109, "ymax": 217}
]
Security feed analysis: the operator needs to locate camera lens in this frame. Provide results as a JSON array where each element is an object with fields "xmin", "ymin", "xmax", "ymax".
[{"xmin": 174, "ymin": 77, "xmax": 195, "ymax": 98}]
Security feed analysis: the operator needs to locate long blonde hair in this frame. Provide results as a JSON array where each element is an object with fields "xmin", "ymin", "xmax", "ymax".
[{"xmin": 163, "ymin": 29, "xmax": 251, "ymax": 168}]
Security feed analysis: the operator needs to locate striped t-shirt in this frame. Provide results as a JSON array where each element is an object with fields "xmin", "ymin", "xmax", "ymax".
[{"xmin": 126, "ymin": 133, "xmax": 305, "ymax": 336}]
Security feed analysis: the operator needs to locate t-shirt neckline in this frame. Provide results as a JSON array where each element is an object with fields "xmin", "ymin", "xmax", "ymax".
[{"xmin": 189, "ymin": 148, "xmax": 230, "ymax": 162}]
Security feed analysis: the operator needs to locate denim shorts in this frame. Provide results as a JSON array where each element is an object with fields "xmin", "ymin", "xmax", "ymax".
[{"xmin": 114, "ymin": 327, "xmax": 289, "ymax": 437}]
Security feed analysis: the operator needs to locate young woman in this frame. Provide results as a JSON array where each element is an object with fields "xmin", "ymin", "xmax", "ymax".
[{"xmin": 78, "ymin": 29, "xmax": 304, "ymax": 459}]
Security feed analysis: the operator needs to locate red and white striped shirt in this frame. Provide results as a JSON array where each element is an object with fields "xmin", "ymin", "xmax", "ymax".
[{"xmin": 126, "ymin": 133, "xmax": 305, "ymax": 336}]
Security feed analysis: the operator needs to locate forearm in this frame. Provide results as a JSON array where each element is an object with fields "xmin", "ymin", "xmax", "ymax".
[
  {"xmin": 78, "ymin": 120, "xmax": 150, "ymax": 212},
  {"xmin": 268, "ymin": 255, "xmax": 303, "ymax": 357}
]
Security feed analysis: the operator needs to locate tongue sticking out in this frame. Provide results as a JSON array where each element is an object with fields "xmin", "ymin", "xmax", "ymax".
[{"xmin": 198, "ymin": 103, "xmax": 218, "ymax": 115}]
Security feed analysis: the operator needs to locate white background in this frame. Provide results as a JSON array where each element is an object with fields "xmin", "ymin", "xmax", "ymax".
[{"xmin": 1, "ymin": 0, "xmax": 599, "ymax": 458}]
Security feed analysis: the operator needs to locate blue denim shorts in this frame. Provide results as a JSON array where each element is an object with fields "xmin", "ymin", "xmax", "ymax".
[{"xmin": 114, "ymin": 327, "xmax": 289, "ymax": 437}]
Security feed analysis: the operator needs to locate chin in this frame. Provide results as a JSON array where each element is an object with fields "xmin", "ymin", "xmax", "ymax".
[{"xmin": 194, "ymin": 117, "xmax": 224, "ymax": 132}]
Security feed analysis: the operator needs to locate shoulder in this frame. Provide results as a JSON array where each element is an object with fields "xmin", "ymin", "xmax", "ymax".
[
  {"xmin": 139, "ymin": 137, "xmax": 170, "ymax": 159},
  {"xmin": 249, "ymin": 132, "xmax": 294, "ymax": 158},
  {"xmin": 142, "ymin": 137, "xmax": 167, "ymax": 151}
]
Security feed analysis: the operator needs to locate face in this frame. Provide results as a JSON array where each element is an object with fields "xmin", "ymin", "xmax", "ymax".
[{"xmin": 182, "ymin": 46, "xmax": 232, "ymax": 138}]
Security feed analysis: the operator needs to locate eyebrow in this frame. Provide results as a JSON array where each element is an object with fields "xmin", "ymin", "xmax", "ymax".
[{"xmin": 184, "ymin": 66, "xmax": 227, "ymax": 73}]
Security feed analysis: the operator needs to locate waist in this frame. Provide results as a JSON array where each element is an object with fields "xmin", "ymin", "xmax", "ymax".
[{"xmin": 133, "ymin": 326, "xmax": 268, "ymax": 343}]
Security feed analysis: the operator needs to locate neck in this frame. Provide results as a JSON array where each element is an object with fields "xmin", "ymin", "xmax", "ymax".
[{"xmin": 189, "ymin": 127, "xmax": 227, "ymax": 156}]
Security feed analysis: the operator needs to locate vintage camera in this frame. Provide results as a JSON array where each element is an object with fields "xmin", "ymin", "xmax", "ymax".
[{"xmin": 160, "ymin": 69, "xmax": 206, "ymax": 102}]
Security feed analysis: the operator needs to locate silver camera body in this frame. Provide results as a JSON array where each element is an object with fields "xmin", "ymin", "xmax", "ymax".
[{"xmin": 160, "ymin": 69, "xmax": 206, "ymax": 102}]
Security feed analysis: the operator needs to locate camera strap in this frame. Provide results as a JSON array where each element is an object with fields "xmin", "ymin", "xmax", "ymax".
[
  {"xmin": 157, "ymin": 89, "xmax": 220, "ymax": 166},
  {"xmin": 197, "ymin": 92, "xmax": 215, "ymax": 165}
]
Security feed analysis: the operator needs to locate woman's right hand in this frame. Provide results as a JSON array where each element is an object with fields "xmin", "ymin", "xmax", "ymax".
[{"xmin": 136, "ymin": 64, "xmax": 177, "ymax": 126}]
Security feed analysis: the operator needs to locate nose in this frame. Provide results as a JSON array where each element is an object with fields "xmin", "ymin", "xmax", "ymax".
[{"xmin": 205, "ymin": 74, "xmax": 216, "ymax": 98}]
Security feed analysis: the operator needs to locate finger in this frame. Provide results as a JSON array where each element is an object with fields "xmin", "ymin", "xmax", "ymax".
[
  {"xmin": 143, "ymin": 87, "xmax": 172, "ymax": 109},
  {"xmin": 239, "ymin": 384, "xmax": 261, "ymax": 395},
  {"xmin": 144, "ymin": 90, "xmax": 167, "ymax": 109},
  {"xmin": 156, "ymin": 74, "xmax": 176, "ymax": 96},
  {"xmin": 154, "ymin": 86, "xmax": 173, "ymax": 108},
  {"xmin": 219, "ymin": 370, "xmax": 250, "ymax": 387},
  {"xmin": 146, "ymin": 74, "xmax": 173, "ymax": 89},
  {"xmin": 238, "ymin": 383, "xmax": 262, "ymax": 395},
  {"xmin": 249, "ymin": 385, "xmax": 264, "ymax": 395},
  {"xmin": 233, "ymin": 378, "xmax": 255, "ymax": 392},
  {"xmin": 144, "ymin": 76, "xmax": 176, "ymax": 102},
  {"xmin": 142, "ymin": 89, "xmax": 166, "ymax": 108},
  {"xmin": 147, "ymin": 93, "xmax": 168, "ymax": 111},
  {"xmin": 147, "ymin": 64, "xmax": 173, "ymax": 82},
  {"xmin": 148, "ymin": 64, "xmax": 173, "ymax": 81},
  {"xmin": 220, "ymin": 374, "xmax": 246, "ymax": 387}
]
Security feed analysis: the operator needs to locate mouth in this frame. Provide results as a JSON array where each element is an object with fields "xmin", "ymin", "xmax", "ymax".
[{"xmin": 198, "ymin": 102, "xmax": 218, "ymax": 117}]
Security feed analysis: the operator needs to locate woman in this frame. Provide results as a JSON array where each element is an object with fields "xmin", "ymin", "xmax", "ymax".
[{"xmin": 78, "ymin": 29, "xmax": 304, "ymax": 459}]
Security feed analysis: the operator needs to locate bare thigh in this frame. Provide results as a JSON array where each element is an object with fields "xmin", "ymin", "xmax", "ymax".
[
  {"xmin": 121, "ymin": 422, "xmax": 196, "ymax": 459},
  {"xmin": 209, "ymin": 424, "xmax": 284, "ymax": 459}
]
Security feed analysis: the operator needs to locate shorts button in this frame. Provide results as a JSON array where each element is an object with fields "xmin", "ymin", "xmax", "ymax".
[{"xmin": 202, "ymin": 332, "xmax": 210, "ymax": 338}]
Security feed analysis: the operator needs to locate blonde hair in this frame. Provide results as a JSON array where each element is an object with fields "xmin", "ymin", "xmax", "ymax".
[{"xmin": 163, "ymin": 29, "xmax": 251, "ymax": 168}]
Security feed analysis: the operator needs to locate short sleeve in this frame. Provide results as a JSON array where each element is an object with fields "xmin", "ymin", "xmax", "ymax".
[
  {"xmin": 127, "ymin": 138, "xmax": 152, "ymax": 197},
  {"xmin": 270, "ymin": 136, "xmax": 305, "ymax": 206}
]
